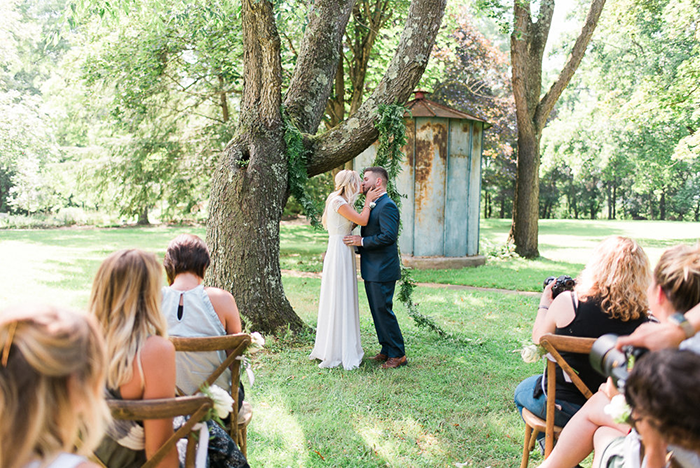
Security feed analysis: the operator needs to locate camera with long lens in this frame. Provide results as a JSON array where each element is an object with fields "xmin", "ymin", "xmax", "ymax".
[
  {"xmin": 543, "ymin": 275, "xmax": 576, "ymax": 299},
  {"xmin": 590, "ymin": 333, "xmax": 648, "ymax": 390}
]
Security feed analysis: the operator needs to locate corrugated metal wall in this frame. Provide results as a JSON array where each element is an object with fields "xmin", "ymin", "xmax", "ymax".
[{"xmin": 354, "ymin": 117, "xmax": 484, "ymax": 258}]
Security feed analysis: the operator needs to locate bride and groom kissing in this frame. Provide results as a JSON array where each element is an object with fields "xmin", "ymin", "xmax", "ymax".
[{"xmin": 309, "ymin": 166, "xmax": 407, "ymax": 370}]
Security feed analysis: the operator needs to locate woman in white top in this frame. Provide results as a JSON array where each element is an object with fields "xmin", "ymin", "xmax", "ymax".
[
  {"xmin": 0, "ymin": 304, "xmax": 109, "ymax": 468},
  {"xmin": 162, "ymin": 234, "xmax": 242, "ymax": 395},
  {"xmin": 309, "ymin": 169, "xmax": 381, "ymax": 370}
]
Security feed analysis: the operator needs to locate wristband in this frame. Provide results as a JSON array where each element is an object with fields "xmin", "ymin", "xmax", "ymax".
[
  {"xmin": 538, "ymin": 305, "xmax": 549, "ymax": 310},
  {"xmin": 668, "ymin": 312, "xmax": 695, "ymax": 339}
]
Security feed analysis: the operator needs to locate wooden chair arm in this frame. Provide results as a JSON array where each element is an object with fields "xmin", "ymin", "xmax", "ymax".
[
  {"xmin": 107, "ymin": 396, "xmax": 213, "ymax": 468},
  {"xmin": 170, "ymin": 334, "xmax": 252, "ymax": 352},
  {"xmin": 540, "ymin": 334, "xmax": 595, "ymax": 354},
  {"xmin": 107, "ymin": 395, "xmax": 212, "ymax": 420}
]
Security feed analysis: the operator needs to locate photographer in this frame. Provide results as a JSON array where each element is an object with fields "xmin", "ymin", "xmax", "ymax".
[
  {"xmin": 596, "ymin": 349, "xmax": 700, "ymax": 468},
  {"xmin": 538, "ymin": 243, "xmax": 700, "ymax": 468},
  {"xmin": 514, "ymin": 237, "xmax": 651, "ymax": 440}
]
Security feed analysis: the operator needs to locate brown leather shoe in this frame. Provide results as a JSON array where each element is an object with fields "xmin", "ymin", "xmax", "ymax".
[
  {"xmin": 368, "ymin": 353, "xmax": 388, "ymax": 362},
  {"xmin": 381, "ymin": 356, "xmax": 407, "ymax": 369}
]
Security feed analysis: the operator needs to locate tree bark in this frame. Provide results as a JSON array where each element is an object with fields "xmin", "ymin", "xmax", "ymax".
[
  {"xmin": 509, "ymin": 0, "xmax": 606, "ymax": 257},
  {"xmin": 207, "ymin": 0, "xmax": 306, "ymax": 332},
  {"xmin": 206, "ymin": 0, "xmax": 446, "ymax": 334},
  {"xmin": 137, "ymin": 207, "xmax": 150, "ymax": 225}
]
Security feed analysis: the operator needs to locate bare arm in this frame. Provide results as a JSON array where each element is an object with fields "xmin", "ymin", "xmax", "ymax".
[
  {"xmin": 140, "ymin": 337, "xmax": 178, "ymax": 468},
  {"xmin": 616, "ymin": 301, "xmax": 700, "ymax": 351},
  {"xmin": 532, "ymin": 285, "xmax": 576, "ymax": 344},
  {"xmin": 206, "ymin": 287, "xmax": 243, "ymax": 334},
  {"xmin": 336, "ymin": 187, "xmax": 382, "ymax": 226}
]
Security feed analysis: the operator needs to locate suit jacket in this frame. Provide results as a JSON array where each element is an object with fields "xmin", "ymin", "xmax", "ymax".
[{"xmin": 359, "ymin": 193, "xmax": 401, "ymax": 282}]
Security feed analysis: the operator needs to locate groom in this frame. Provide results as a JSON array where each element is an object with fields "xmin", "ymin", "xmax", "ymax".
[{"xmin": 343, "ymin": 166, "xmax": 407, "ymax": 369}]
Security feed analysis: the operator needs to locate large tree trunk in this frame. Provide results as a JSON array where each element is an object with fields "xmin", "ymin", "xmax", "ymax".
[
  {"xmin": 509, "ymin": 0, "xmax": 606, "ymax": 257},
  {"xmin": 206, "ymin": 0, "xmax": 446, "ymax": 334}
]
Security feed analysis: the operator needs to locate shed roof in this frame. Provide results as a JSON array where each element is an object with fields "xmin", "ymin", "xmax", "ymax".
[{"xmin": 405, "ymin": 91, "xmax": 490, "ymax": 128}]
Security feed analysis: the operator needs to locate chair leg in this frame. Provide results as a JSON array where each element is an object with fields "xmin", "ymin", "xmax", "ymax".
[
  {"xmin": 185, "ymin": 433, "xmax": 197, "ymax": 468},
  {"xmin": 239, "ymin": 426, "xmax": 248, "ymax": 459},
  {"xmin": 520, "ymin": 424, "xmax": 533, "ymax": 468}
]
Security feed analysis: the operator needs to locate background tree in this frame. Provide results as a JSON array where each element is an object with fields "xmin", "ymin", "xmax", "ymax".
[
  {"xmin": 430, "ymin": 7, "xmax": 517, "ymax": 220},
  {"xmin": 509, "ymin": 0, "xmax": 606, "ymax": 257}
]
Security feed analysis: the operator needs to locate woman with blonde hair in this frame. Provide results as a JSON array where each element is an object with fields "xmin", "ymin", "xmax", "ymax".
[
  {"xmin": 310, "ymin": 169, "xmax": 382, "ymax": 369},
  {"xmin": 0, "ymin": 304, "xmax": 109, "ymax": 468},
  {"xmin": 514, "ymin": 236, "xmax": 651, "ymax": 439},
  {"xmin": 91, "ymin": 249, "xmax": 178, "ymax": 468}
]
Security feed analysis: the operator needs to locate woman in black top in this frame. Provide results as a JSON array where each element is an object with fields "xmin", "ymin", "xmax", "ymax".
[{"xmin": 514, "ymin": 236, "xmax": 650, "ymax": 429}]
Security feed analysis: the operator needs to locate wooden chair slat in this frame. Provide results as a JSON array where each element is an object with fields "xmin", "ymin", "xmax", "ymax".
[
  {"xmin": 170, "ymin": 333, "xmax": 253, "ymax": 458},
  {"xmin": 170, "ymin": 334, "xmax": 252, "ymax": 352},
  {"xmin": 108, "ymin": 395, "xmax": 212, "ymax": 420},
  {"xmin": 105, "ymin": 395, "xmax": 213, "ymax": 468}
]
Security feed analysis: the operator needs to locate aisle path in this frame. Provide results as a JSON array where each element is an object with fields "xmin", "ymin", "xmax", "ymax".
[{"xmin": 280, "ymin": 269, "xmax": 539, "ymax": 297}]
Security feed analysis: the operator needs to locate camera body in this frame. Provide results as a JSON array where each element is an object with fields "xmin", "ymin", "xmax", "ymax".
[
  {"xmin": 589, "ymin": 333, "xmax": 648, "ymax": 390},
  {"xmin": 543, "ymin": 275, "xmax": 576, "ymax": 299}
]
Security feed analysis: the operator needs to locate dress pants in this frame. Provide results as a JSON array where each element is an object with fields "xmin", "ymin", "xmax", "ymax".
[{"xmin": 364, "ymin": 280, "xmax": 405, "ymax": 358}]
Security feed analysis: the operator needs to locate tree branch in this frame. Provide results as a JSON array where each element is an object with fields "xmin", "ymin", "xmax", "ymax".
[
  {"xmin": 307, "ymin": 0, "xmax": 447, "ymax": 177},
  {"xmin": 534, "ymin": 0, "xmax": 606, "ymax": 132},
  {"xmin": 283, "ymin": 0, "xmax": 355, "ymax": 135},
  {"xmin": 240, "ymin": 0, "xmax": 282, "ymax": 131},
  {"xmin": 510, "ymin": 0, "xmax": 535, "ymax": 135}
]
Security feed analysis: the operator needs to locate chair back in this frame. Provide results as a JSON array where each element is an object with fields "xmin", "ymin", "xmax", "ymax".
[
  {"xmin": 105, "ymin": 395, "xmax": 213, "ymax": 468},
  {"xmin": 538, "ymin": 334, "xmax": 596, "ymax": 455},
  {"xmin": 170, "ymin": 334, "xmax": 252, "ymax": 450}
]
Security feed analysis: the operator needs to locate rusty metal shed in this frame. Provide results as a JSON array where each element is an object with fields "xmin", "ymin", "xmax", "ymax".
[{"xmin": 354, "ymin": 92, "xmax": 489, "ymax": 269}]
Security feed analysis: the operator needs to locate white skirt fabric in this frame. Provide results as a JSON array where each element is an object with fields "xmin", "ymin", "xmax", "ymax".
[{"xmin": 309, "ymin": 234, "xmax": 364, "ymax": 370}]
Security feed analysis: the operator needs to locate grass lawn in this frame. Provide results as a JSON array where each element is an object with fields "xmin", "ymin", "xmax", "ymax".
[{"xmin": 1, "ymin": 219, "xmax": 698, "ymax": 467}]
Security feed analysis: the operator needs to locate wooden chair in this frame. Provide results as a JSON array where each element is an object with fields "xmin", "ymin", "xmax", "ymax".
[
  {"xmin": 170, "ymin": 333, "xmax": 253, "ymax": 457},
  {"xmin": 103, "ymin": 395, "xmax": 213, "ymax": 468},
  {"xmin": 520, "ymin": 334, "xmax": 596, "ymax": 468}
]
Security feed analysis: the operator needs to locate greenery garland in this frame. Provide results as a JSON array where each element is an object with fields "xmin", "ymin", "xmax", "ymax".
[
  {"xmin": 282, "ymin": 107, "xmax": 322, "ymax": 228},
  {"xmin": 371, "ymin": 104, "xmax": 453, "ymax": 339}
]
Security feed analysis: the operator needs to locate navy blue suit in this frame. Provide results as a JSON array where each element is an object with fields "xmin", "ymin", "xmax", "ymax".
[{"xmin": 359, "ymin": 193, "xmax": 405, "ymax": 358}]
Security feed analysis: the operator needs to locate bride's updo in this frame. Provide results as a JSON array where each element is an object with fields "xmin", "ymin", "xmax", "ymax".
[{"xmin": 322, "ymin": 170, "xmax": 362, "ymax": 228}]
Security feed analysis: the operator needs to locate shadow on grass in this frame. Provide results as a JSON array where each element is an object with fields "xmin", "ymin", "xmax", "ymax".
[{"xmin": 253, "ymin": 279, "xmax": 536, "ymax": 467}]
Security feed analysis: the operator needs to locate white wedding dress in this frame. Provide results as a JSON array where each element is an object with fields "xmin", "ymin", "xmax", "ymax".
[{"xmin": 309, "ymin": 195, "xmax": 364, "ymax": 370}]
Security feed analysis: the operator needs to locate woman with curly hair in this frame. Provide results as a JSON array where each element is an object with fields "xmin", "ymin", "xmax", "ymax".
[
  {"xmin": 514, "ymin": 236, "xmax": 651, "ymax": 434},
  {"xmin": 538, "ymin": 242, "xmax": 700, "ymax": 468},
  {"xmin": 0, "ymin": 305, "xmax": 109, "ymax": 468}
]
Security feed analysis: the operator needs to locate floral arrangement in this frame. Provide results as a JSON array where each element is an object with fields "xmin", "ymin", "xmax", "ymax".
[
  {"xmin": 519, "ymin": 342, "xmax": 546, "ymax": 363},
  {"xmin": 237, "ymin": 332, "xmax": 265, "ymax": 387},
  {"xmin": 200, "ymin": 384, "xmax": 235, "ymax": 422},
  {"xmin": 604, "ymin": 394, "xmax": 632, "ymax": 424}
]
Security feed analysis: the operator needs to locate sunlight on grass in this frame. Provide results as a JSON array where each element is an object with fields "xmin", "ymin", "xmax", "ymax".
[
  {"xmin": 248, "ymin": 391, "xmax": 311, "ymax": 467},
  {"xmin": 1, "ymin": 219, "xmax": 698, "ymax": 467}
]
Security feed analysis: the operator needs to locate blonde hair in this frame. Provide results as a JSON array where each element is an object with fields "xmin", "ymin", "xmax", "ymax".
[
  {"xmin": 653, "ymin": 243, "xmax": 700, "ymax": 313},
  {"xmin": 576, "ymin": 236, "xmax": 650, "ymax": 321},
  {"xmin": 0, "ymin": 305, "xmax": 109, "ymax": 468},
  {"xmin": 321, "ymin": 170, "xmax": 362, "ymax": 229},
  {"xmin": 89, "ymin": 249, "xmax": 168, "ymax": 390}
]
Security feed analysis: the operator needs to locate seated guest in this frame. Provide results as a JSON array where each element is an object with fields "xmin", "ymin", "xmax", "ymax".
[
  {"xmin": 162, "ymin": 234, "xmax": 242, "ymax": 396},
  {"xmin": 0, "ymin": 304, "xmax": 109, "ymax": 468},
  {"xmin": 515, "ymin": 236, "xmax": 651, "ymax": 433},
  {"xmin": 538, "ymin": 243, "xmax": 700, "ymax": 468},
  {"xmin": 598, "ymin": 348, "xmax": 700, "ymax": 468},
  {"xmin": 91, "ymin": 249, "xmax": 248, "ymax": 468},
  {"xmin": 91, "ymin": 249, "xmax": 179, "ymax": 468}
]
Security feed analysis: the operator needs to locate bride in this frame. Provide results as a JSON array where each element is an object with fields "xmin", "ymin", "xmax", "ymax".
[{"xmin": 309, "ymin": 169, "xmax": 381, "ymax": 370}]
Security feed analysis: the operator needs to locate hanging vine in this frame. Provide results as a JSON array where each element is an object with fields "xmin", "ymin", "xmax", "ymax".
[
  {"xmin": 282, "ymin": 107, "xmax": 321, "ymax": 228},
  {"xmin": 371, "ymin": 104, "xmax": 454, "ymax": 339}
]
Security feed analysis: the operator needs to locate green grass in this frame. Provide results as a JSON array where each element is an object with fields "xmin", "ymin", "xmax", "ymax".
[{"xmin": 1, "ymin": 219, "xmax": 699, "ymax": 466}]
